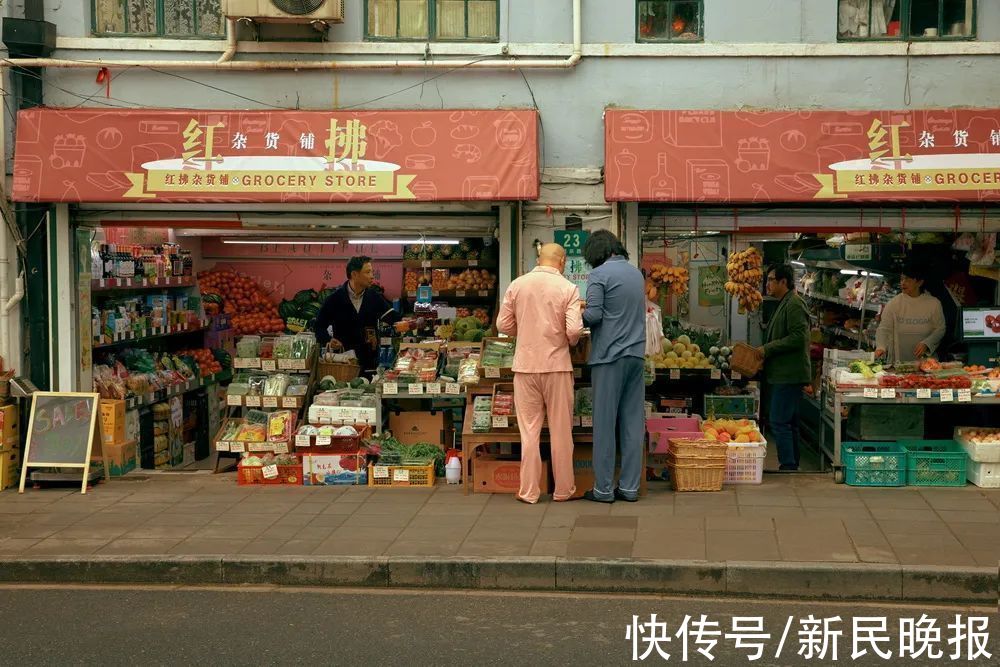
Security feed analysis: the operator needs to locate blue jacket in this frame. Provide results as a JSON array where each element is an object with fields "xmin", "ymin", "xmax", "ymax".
[{"xmin": 582, "ymin": 256, "xmax": 646, "ymax": 365}]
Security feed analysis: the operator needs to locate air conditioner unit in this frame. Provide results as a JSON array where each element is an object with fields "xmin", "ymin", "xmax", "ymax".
[{"xmin": 223, "ymin": 0, "xmax": 345, "ymax": 23}]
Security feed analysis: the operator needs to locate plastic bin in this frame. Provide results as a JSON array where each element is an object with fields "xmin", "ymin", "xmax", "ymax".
[
  {"xmin": 901, "ymin": 440, "xmax": 967, "ymax": 487},
  {"xmin": 967, "ymin": 460, "xmax": 1000, "ymax": 488},
  {"xmin": 724, "ymin": 444, "xmax": 767, "ymax": 485},
  {"xmin": 842, "ymin": 442, "xmax": 906, "ymax": 487}
]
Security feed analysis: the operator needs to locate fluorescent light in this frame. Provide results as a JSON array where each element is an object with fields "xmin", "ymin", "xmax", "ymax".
[
  {"xmin": 840, "ymin": 269, "xmax": 859, "ymax": 276},
  {"xmin": 841, "ymin": 269, "xmax": 883, "ymax": 278},
  {"xmin": 348, "ymin": 239, "xmax": 460, "ymax": 245},
  {"xmin": 222, "ymin": 239, "xmax": 339, "ymax": 245},
  {"xmin": 791, "ymin": 261, "xmax": 805, "ymax": 267}
]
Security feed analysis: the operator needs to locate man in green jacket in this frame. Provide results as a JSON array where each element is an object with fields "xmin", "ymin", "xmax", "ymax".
[{"xmin": 759, "ymin": 264, "xmax": 811, "ymax": 471}]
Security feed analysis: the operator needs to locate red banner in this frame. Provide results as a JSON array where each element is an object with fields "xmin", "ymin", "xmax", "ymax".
[
  {"xmin": 605, "ymin": 109, "xmax": 1000, "ymax": 203},
  {"xmin": 13, "ymin": 108, "xmax": 539, "ymax": 203}
]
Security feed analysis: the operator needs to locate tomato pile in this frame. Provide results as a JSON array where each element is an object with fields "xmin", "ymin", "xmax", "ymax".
[
  {"xmin": 879, "ymin": 374, "xmax": 972, "ymax": 389},
  {"xmin": 178, "ymin": 348, "xmax": 224, "ymax": 376},
  {"xmin": 198, "ymin": 270, "xmax": 285, "ymax": 335}
]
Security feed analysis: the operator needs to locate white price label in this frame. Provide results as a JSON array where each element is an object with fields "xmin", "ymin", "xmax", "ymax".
[
  {"xmin": 229, "ymin": 442, "xmax": 246, "ymax": 453},
  {"xmin": 408, "ymin": 383, "xmax": 424, "ymax": 395},
  {"xmin": 731, "ymin": 371, "xmax": 742, "ymax": 380},
  {"xmin": 261, "ymin": 464, "xmax": 279, "ymax": 480},
  {"xmin": 374, "ymin": 465, "xmax": 389, "ymax": 479},
  {"xmin": 863, "ymin": 387, "xmax": 878, "ymax": 398},
  {"xmin": 939, "ymin": 388, "xmax": 954, "ymax": 403},
  {"xmin": 445, "ymin": 383, "xmax": 461, "ymax": 395},
  {"xmin": 581, "ymin": 415, "xmax": 593, "ymax": 428},
  {"xmin": 485, "ymin": 366, "xmax": 501, "ymax": 379},
  {"xmin": 492, "ymin": 415, "xmax": 509, "ymax": 429},
  {"xmin": 392, "ymin": 468, "xmax": 410, "ymax": 483},
  {"xmin": 316, "ymin": 436, "xmax": 332, "ymax": 446},
  {"xmin": 273, "ymin": 442, "xmax": 289, "ymax": 454},
  {"xmin": 295, "ymin": 434, "xmax": 311, "ymax": 447},
  {"xmin": 421, "ymin": 260, "xmax": 431, "ymax": 268},
  {"xmin": 261, "ymin": 359, "xmax": 277, "ymax": 371},
  {"xmin": 216, "ymin": 441, "xmax": 230, "ymax": 452},
  {"xmin": 262, "ymin": 396, "xmax": 279, "ymax": 408},
  {"xmin": 573, "ymin": 367, "xmax": 583, "ymax": 379},
  {"xmin": 245, "ymin": 396, "xmax": 262, "ymax": 407},
  {"xmin": 880, "ymin": 388, "xmax": 895, "ymax": 399},
  {"xmin": 957, "ymin": 388, "xmax": 972, "ymax": 403},
  {"xmin": 383, "ymin": 382, "xmax": 398, "ymax": 395},
  {"xmin": 469, "ymin": 259, "xmax": 478, "ymax": 267},
  {"xmin": 455, "ymin": 291, "xmax": 466, "ymax": 298},
  {"xmin": 426, "ymin": 382, "xmax": 441, "ymax": 395},
  {"xmin": 227, "ymin": 394, "xmax": 242, "ymax": 406},
  {"xmin": 669, "ymin": 369, "xmax": 681, "ymax": 380},
  {"xmin": 281, "ymin": 397, "xmax": 298, "ymax": 409},
  {"xmin": 710, "ymin": 369, "xmax": 722, "ymax": 380},
  {"xmin": 916, "ymin": 388, "xmax": 932, "ymax": 399},
  {"xmin": 478, "ymin": 290, "xmax": 488, "ymax": 297}
]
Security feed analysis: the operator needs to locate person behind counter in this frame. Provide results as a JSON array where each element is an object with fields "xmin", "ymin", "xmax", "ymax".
[
  {"xmin": 314, "ymin": 255, "xmax": 399, "ymax": 374},
  {"xmin": 874, "ymin": 260, "xmax": 946, "ymax": 365}
]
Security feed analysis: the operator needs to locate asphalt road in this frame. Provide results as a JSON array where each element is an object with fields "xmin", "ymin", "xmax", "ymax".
[{"xmin": 1, "ymin": 586, "xmax": 995, "ymax": 666}]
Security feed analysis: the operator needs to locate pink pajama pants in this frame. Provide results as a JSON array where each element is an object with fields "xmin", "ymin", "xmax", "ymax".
[{"xmin": 513, "ymin": 371, "xmax": 576, "ymax": 503}]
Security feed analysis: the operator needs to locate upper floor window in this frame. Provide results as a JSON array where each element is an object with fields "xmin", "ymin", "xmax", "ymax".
[
  {"xmin": 366, "ymin": 0, "xmax": 499, "ymax": 41},
  {"xmin": 838, "ymin": 0, "xmax": 976, "ymax": 40},
  {"xmin": 637, "ymin": 1, "xmax": 704, "ymax": 42},
  {"xmin": 93, "ymin": 0, "xmax": 224, "ymax": 37}
]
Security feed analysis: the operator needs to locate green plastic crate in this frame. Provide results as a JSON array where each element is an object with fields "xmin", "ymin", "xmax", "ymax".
[
  {"xmin": 842, "ymin": 442, "xmax": 907, "ymax": 487},
  {"xmin": 901, "ymin": 440, "xmax": 968, "ymax": 487}
]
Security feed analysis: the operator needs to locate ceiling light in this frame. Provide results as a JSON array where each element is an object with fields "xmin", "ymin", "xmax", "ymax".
[
  {"xmin": 222, "ymin": 239, "xmax": 339, "ymax": 245},
  {"xmin": 791, "ymin": 260, "xmax": 805, "ymax": 267},
  {"xmin": 348, "ymin": 239, "xmax": 460, "ymax": 245}
]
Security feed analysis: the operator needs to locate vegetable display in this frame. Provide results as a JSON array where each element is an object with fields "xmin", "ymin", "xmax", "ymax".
[
  {"xmin": 879, "ymin": 374, "xmax": 972, "ymax": 389},
  {"xmin": 198, "ymin": 270, "xmax": 284, "ymax": 335}
]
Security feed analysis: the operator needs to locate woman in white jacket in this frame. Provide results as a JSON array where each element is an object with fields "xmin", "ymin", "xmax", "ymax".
[{"xmin": 874, "ymin": 261, "xmax": 946, "ymax": 365}]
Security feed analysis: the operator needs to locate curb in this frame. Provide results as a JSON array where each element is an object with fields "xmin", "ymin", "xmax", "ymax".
[{"xmin": 0, "ymin": 556, "xmax": 995, "ymax": 604}]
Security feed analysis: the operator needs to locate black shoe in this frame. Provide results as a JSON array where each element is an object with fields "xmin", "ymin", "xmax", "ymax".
[
  {"xmin": 614, "ymin": 488, "xmax": 638, "ymax": 503},
  {"xmin": 778, "ymin": 464, "xmax": 799, "ymax": 472},
  {"xmin": 583, "ymin": 490, "xmax": 614, "ymax": 504}
]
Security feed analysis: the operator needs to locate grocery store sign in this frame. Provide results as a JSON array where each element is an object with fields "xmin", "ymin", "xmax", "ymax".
[
  {"xmin": 605, "ymin": 109, "xmax": 1000, "ymax": 203},
  {"xmin": 12, "ymin": 109, "xmax": 539, "ymax": 203}
]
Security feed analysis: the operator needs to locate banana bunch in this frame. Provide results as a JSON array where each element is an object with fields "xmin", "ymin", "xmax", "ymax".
[
  {"xmin": 725, "ymin": 248, "xmax": 764, "ymax": 311},
  {"xmin": 648, "ymin": 263, "xmax": 689, "ymax": 296}
]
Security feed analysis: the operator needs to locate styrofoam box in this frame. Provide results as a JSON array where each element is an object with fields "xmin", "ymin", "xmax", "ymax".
[
  {"xmin": 823, "ymin": 349, "xmax": 874, "ymax": 362},
  {"xmin": 954, "ymin": 428, "xmax": 1000, "ymax": 463},
  {"xmin": 967, "ymin": 460, "xmax": 1000, "ymax": 488}
]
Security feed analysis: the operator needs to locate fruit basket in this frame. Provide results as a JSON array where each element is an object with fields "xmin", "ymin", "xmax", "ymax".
[{"xmin": 724, "ymin": 444, "xmax": 767, "ymax": 485}]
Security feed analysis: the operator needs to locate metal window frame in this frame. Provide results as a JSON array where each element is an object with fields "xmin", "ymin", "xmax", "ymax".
[
  {"xmin": 635, "ymin": 0, "xmax": 705, "ymax": 44},
  {"xmin": 837, "ymin": 0, "xmax": 978, "ymax": 42},
  {"xmin": 91, "ymin": 0, "xmax": 225, "ymax": 38},
  {"xmin": 364, "ymin": 0, "xmax": 500, "ymax": 42}
]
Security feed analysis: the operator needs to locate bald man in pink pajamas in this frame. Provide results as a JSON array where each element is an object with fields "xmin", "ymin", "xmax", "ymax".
[{"xmin": 496, "ymin": 243, "xmax": 584, "ymax": 503}]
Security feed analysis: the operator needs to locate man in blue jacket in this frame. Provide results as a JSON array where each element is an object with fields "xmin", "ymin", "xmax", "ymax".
[{"xmin": 580, "ymin": 230, "xmax": 647, "ymax": 503}]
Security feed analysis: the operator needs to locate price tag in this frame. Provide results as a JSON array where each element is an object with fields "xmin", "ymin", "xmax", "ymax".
[
  {"xmin": 573, "ymin": 367, "xmax": 583, "ymax": 379},
  {"xmin": 261, "ymin": 464, "xmax": 279, "ymax": 480},
  {"xmin": 262, "ymin": 396, "xmax": 279, "ymax": 408},
  {"xmin": 393, "ymin": 468, "xmax": 410, "ymax": 483},
  {"xmin": 216, "ymin": 441, "xmax": 230, "ymax": 452},
  {"xmin": 245, "ymin": 396, "xmax": 262, "ymax": 407},
  {"xmin": 879, "ymin": 388, "xmax": 895, "ymax": 399},
  {"xmin": 957, "ymin": 388, "xmax": 972, "ymax": 403},
  {"xmin": 374, "ymin": 465, "xmax": 389, "ymax": 479},
  {"xmin": 380, "ymin": 337, "xmax": 393, "ymax": 346},
  {"xmin": 261, "ymin": 359, "xmax": 277, "ymax": 372},
  {"xmin": 229, "ymin": 442, "xmax": 246, "ymax": 453},
  {"xmin": 478, "ymin": 290, "xmax": 488, "ymax": 297},
  {"xmin": 455, "ymin": 291, "xmax": 466, "ymax": 298},
  {"xmin": 295, "ymin": 434, "xmax": 311, "ymax": 447},
  {"xmin": 445, "ymin": 382, "xmax": 461, "ymax": 395},
  {"xmin": 916, "ymin": 388, "xmax": 932, "ymax": 399},
  {"xmin": 383, "ymin": 382, "xmax": 398, "ymax": 395},
  {"xmin": 469, "ymin": 259, "xmax": 478, "ymax": 267},
  {"xmin": 273, "ymin": 441, "xmax": 289, "ymax": 454},
  {"xmin": 316, "ymin": 436, "xmax": 332, "ymax": 446},
  {"xmin": 710, "ymin": 369, "xmax": 722, "ymax": 380},
  {"xmin": 492, "ymin": 415, "xmax": 509, "ymax": 429},
  {"xmin": 408, "ymin": 382, "xmax": 424, "ymax": 395},
  {"xmin": 426, "ymin": 382, "xmax": 441, "ymax": 395},
  {"xmin": 731, "ymin": 371, "xmax": 742, "ymax": 380},
  {"xmin": 281, "ymin": 397, "xmax": 299, "ymax": 409},
  {"xmin": 581, "ymin": 415, "xmax": 593, "ymax": 428},
  {"xmin": 669, "ymin": 369, "xmax": 681, "ymax": 380},
  {"xmin": 863, "ymin": 387, "xmax": 878, "ymax": 399},
  {"xmin": 421, "ymin": 260, "xmax": 431, "ymax": 268},
  {"xmin": 939, "ymin": 388, "xmax": 954, "ymax": 403},
  {"xmin": 227, "ymin": 394, "xmax": 242, "ymax": 406},
  {"xmin": 485, "ymin": 366, "xmax": 501, "ymax": 379}
]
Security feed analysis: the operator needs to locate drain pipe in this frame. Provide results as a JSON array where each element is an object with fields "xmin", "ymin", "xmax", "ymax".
[{"xmin": 3, "ymin": 0, "xmax": 581, "ymax": 71}]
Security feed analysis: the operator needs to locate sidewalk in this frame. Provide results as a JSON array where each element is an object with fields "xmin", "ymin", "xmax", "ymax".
[{"xmin": 1, "ymin": 473, "xmax": 997, "ymax": 602}]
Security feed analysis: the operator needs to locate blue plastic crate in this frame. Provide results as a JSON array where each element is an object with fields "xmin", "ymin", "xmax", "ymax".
[{"xmin": 842, "ymin": 442, "xmax": 907, "ymax": 487}]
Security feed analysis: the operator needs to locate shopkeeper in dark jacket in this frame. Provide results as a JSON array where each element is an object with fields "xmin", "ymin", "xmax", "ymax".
[
  {"xmin": 314, "ymin": 255, "xmax": 399, "ymax": 374},
  {"xmin": 758, "ymin": 264, "xmax": 811, "ymax": 472}
]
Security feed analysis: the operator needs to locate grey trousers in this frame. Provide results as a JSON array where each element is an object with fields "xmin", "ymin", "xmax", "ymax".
[{"xmin": 591, "ymin": 355, "xmax": 645, "ymax": 500}]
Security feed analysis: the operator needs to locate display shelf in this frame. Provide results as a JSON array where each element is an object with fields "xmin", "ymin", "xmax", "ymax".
[
  {"xmin": 93, "ymin": 321, "xmax": 209, "ymax": 348},
  {"xmin": 803, "ymin": 291, "xmax": 881, "ymax": 314},
  {"xmin": 225, "ymin": 394, "xmax": 307, "ymax": 410},
  {"xmin": 376, "ymin": 380, "xmax": 465, "ymax": 397},
  {"xmin": 405, "ymin": 289, "xmax": 496, "ymax": 299},
  {"xmin": 819, "ymin": 325, "xmax": 872, "ymax": 345},
  {"xmin": 120, "ymin": 371, "xmax": 228, "ymax": 410},
  {"xmin": 232, "ymin": 353, "xmax": 316, "ymax": 373},
  {"xmin": 92, "ymin": 276, "xmax": 195, "ymax": 292},
  {"xmin": 216, "ymin": 439, "xmax": 292, "ymax": 454},
  {"xmin": 402, "ymin": 259, "xmax": 497, "ymax": 269}
]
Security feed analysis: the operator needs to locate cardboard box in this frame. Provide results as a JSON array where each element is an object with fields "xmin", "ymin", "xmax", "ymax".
[
  {"xmin": 473, "ymin": 456, "xmax": 548, "ymax": 494},
  {"xmin": 0, "ymin": 448, "xmax": 20, "ymax": 490},
  {"xmin": 571, "ymin": 444, "xmax": 647, "ymax": 498},
  {"xmin": 103, "ymin": 439, "xmax": 137, "ymax": 477},
  {"xmin": 302, "ymin": 453, "xmax": 368, "ymax": 486},
  {"xmin": 125, "ymin": 408, "xmax": 140, "ymax": 443},
  {"xmin": 389, "ymin": 410, "xmax": 454, "ymax": 447},
  {"xmin": 0, "ymin": 403, "xmax": 19, "ymax": 441},
  {"xmin": 100, "ymin": 399, "xmax": 127, "ymax": 445}
]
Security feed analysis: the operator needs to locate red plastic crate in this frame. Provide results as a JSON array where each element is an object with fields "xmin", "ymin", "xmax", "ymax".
[{"xmin": 237, "ymin": 462, "xmax": 304, "ymax": 486}]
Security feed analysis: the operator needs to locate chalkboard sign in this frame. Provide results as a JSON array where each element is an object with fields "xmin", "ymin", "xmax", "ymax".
[{"xmin": 20, "ymin": 392, "xmax": 101, "ymax": 494}]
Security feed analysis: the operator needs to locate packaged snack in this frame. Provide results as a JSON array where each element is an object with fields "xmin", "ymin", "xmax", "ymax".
[
  {"xmin": 458, "ymin": 354, "xmax": 481, "ymax": 385},
  {"xmin": 267, "ymin": 410, "xmax": 294, "ymax": 442},
  {"xmin": 264, "ymin": 373, "xmax": 290, "ymax": 396}
]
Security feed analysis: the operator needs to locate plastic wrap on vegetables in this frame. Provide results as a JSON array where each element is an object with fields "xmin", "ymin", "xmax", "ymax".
[
  {"xmin": 267, "ymin": 410, "xmax": 294, "ymax": 442},
  {"xmin": 264, "ymin": 373, "xmax": 290, "ymax": 397}
]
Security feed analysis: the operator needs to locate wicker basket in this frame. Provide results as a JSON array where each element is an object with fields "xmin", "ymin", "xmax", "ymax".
[
  {"xmin": 669, "ymin": 438, "xmax": 729, "ymax": 459},
  {"xmin": 729, "ymin": 342, "xmax": 763, "ymax": 378},
  {"xmin": 666, "ymin": 454, "xmax": 726, "ymax": 492},
  {"xmin": 318, "ymin": 360, "xmax": 360, "ymax": 382}
]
